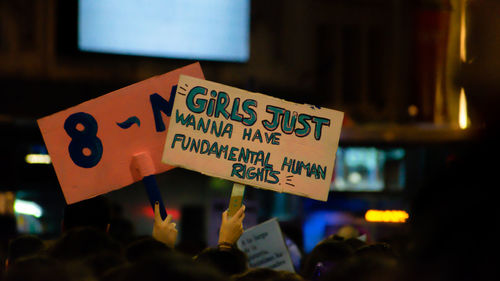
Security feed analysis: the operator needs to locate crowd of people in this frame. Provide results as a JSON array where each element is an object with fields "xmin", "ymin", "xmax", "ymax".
[
  {"xmin": 0, "ymin": 132, "xmax": 497, "ymax": 281},
  {"xmin": 0, "ymin": 194, "xmax": 404, "ymax": 281}
]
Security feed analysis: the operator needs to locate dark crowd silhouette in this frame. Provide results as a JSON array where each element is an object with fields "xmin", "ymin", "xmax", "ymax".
[{"xmin": 0, "ymin": 126, "xmax": 497, "ymax": 281}]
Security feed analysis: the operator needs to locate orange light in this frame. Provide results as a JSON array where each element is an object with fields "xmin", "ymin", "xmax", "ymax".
[
  {"xmin": 459, "ymin": 88, "xmax": 469, "ymax": 129},
  {"xmin": 365, "ymin": 210, "xmax": 409, "ymax": 223},
  {"xmin": 460, "ymin": 0, "xmax": 467, "ymax": 63}
]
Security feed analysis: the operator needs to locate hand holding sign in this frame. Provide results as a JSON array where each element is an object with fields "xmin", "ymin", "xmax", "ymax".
[
  {"xmin": 152, "ymin": 201, "xmax": 178, "ymax": 248},
  {"xmin": 219, "ymin": 205, "xmax": 246, "ymax": 247}
]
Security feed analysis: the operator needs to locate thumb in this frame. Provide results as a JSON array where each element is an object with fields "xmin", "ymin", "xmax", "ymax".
[{"xmin": 222, "ymin": 210, "xmax": 228, "ymax": 222}]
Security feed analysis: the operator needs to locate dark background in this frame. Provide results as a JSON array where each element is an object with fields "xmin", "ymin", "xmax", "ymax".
[{"xmin": 0, "ymin": 0, "xmax": 498, "ymax": 255}]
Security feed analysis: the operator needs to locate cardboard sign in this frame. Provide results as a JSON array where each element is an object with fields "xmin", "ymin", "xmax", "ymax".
[
  {"xmin": 237, "ymin": 218, "xmax": 295, "ymax": 272},
  {"xmin": 38, "ymin": 63, "xmax": 204, "ymax": 204},
  {"xmin": 162, "ymin": 75, "xmax": 343, "ymax": 201}
]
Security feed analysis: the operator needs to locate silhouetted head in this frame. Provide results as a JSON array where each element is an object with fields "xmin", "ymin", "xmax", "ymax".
[
  {"xmin": 355, "ymin": 243, "xmax": 397, "ymax": 259},
  {"xmin": 194, "ymin": 246, "xmax": 248, "ymax": 277},
  {"xmin": 49, "ymin": 226, "xmax": 121, "ymax": 261},
  {"xmin": 125, "ymin": 236, "xmax": 171, "ymax": 263},
  {"xmin": 4, "ymin": 255, "xmax": 70, "ymax": 281},
  {"xmin": 336, "ymin": 225, "xmax": 359, "ymax": 240},
  {"xmin": 232, "ymin": 267, "xmax": 305, "ymax": 281},
  {"xmin": 62, "ymin": 196, "xmax": 111, "ymax": 232},
  {"xmin": 300, "ymin": 240, "xmax": 354, "ymax": 280},
  {"xmin": 6, "ymin": 234, "xmax": 45, "ymax": 267},
  {"xmin": 317, "ymin": 255, "xmax": 399, "ymax": 281},
  {"xmin": 343, "ymin": 237, "xmax": 366, "ymax": 251},
  {"xmin": 103, "ymin": 251, "xmax": 228, "ymax": 281}
]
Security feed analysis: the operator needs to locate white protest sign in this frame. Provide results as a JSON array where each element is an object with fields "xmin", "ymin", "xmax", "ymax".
[
  {"xmin": 162, "ymin": 75, "xmax": 343, "ymax": 201},
  {"xmin": 236, "ymin": 218, "xmax": 295, "ymax": 272}
]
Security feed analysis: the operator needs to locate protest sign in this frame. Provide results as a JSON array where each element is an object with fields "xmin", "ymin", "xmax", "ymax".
[
  {"xmin": 236, "ymin": 218, "xmax": 295, "ymax": 272},
  {"xmin": 162, "ymin": 75, "xmax": 343, "ymax": 201},
  {"xmin": 38, "ymin": 63, "xmax": 204, "ymax": 204}
]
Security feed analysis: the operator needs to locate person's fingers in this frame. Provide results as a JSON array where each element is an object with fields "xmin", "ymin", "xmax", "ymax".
[
  {"xmin": 165, "ymin": 214, "xmax": 173, "ymax": 224},
  {"xmin": 233, "ymin": 204, "xmax": 245, "ymax": 219},
  {"xmin": 221, "ymin": 210, "xmax": 228, "ymax": 222},
  {"xmin": 238, "ymin": 213, "xmax": 245, "ymax": 224},
  {"xmin": 171, "ymin": 222, "xmax": 176, "ymax": 229},
  {"xmin": 154, "ymin": 201, "xmax": 161, "ymax": 222}
]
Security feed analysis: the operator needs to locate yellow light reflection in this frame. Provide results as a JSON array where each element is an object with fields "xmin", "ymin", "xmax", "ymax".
[
  {"xmin": 365, "ymin": 210, "xmax": 409, "ymax": 223},
  {"xmin": 25, "ymin": 154, "xmax": 51, "ymax": 164},
  {"xmin": 459, "ymin": 88, "xmax": 469, "ymax": 129}
]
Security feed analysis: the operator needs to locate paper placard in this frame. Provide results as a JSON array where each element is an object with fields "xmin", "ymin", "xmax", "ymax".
[
  {"xmin": 237, "ymin": 218, "xmax": 295, "ymax": 272},
  {"xmin": 162, "ymin": 75, "xmax": 343, "ymax": 201},
  {"xmin": 38, "ymin": 63, "xmax": 204, "ymax": 204}
]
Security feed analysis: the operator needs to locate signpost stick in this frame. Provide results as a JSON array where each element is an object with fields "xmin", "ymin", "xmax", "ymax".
[
  {"xmin": 133, "ymin": 152, "xmax": 167, "ymax": 220},
  {"xmin": 142, "ymin": 174, "xmax": 167, "ymax": 220},
  {"xmin": 228, "ymin": 183, "xmax": 245, "ymax": 217}
]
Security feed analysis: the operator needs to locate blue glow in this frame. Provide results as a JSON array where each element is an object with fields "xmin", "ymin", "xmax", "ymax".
[
  {"xmin": 303, "ymin": 211, "xmax": 357, "ymax": 253},
  {"xmin": 78, "ymin": 0, "xmax": 250, "ymax": 62},
  {"xmin": 303, "ymin": 211, "xmax": 329, "ymax": 253}
]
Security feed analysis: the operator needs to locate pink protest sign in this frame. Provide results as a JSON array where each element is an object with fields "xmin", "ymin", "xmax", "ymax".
[{"xmin": 38, "ymin": 63, "xmax": 204, "ymax": 204}]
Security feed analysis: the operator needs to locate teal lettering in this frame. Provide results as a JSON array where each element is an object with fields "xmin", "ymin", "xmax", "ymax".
[
  {"xmin": 200, "ymin": 140, "xmax": 210, "ymax": 154},
  {"xmin": 197, "ymin": 117, "xmax": 210, "ymax": 133},
  {"xmin": 312, "ymin": 116, "xmax": 330, "ymax": 140},
  {"xmin": 282, "ymin": 111, "xmax": 297, "ymax": 134},
  {"xmin": 230, "ymin": 98, "xmax": 243, "ymax": 122},
  {"xmin": 221, "ymin": 123, "xmax": 233, "ymax": 138},
  {"xmin": 186, "ymin": 86, "xmax": 208, "ymax": 113},
  {"xmin": 210, "ymin": 121, "xmax": 223, "ymax": 137},
  {"xmin": 209, "ymin": 142, "xmax": 219, "ymax": 156},
  {"xmin": 231, "ymin": 163, "xmax": 245, "ymax": 178},
  {"xmin": 262, "ymin": 105, "xmax": 285, "ymax": 131},
  {"xmin": 242, "ymin": 99, "xmax": 257, "ymax": 126},
  {"xmin": 252, "ymin": 129, "xmax": 263, "ymax": 143},
  {"xmin": 171, "ymin": 134, "xmax": 185, "ymax": 149},
  {"xmin": 228, "ymin": 147, "xmax": 239, "ymax": 161},
  {"xmin": 238, "ymin": 148, "xmax": 249, "ymax": 163},
  {"xmin": 295, "ymin": 114, "xmax": 312, "ymax": 137},
  {"xmin": 175, "ymin": 110, "xmax": 189, "ymax": 125},
  {"xmin": 214, "ymin": 91, "xmax": 230, "ymax": 119},
  {"xmin": 242, "ymin": 128, "xmax": 252, "ymax": 141}
]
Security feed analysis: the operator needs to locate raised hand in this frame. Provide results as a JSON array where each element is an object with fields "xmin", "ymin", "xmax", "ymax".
[
  {"xmin": 218, "ymin": 205, "xmax": 245, "ymax": 247},
  {"xmin": 152, "ymin": 202, "xmax": 178, "ymax": 248}
]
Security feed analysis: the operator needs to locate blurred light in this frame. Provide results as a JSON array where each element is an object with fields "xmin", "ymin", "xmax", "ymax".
[
  {"xmin": 365, "ymin": 209, "xmax": 408, "ymax": 223},
  {"xmin": 459, "ymin": 88, "xmax": 469, "ymax": 129},
  {"xmin": 25, "ymin": 154, "xmax": 51, "ymax": 164},
  {"xmin": 303, "ymin": 211, "xmax": 349, "ymax": 252},
  {"xmin": 348, "ymin": 172, "xmax": 362, "ymax": 184},
  {"xmin": 141, "ymin": 206, "xmax": 180, "ymax": 220},
  {"xmin": 14, "ymin": 199, "xmax": 43, "ymax": 218},
  {"xmin": 460, "ymin": 0, "xmax": 467, "ymax": 63},
  {"xmin": 408, "ymin": 105, "xmax": 418, "ymax": 117}
]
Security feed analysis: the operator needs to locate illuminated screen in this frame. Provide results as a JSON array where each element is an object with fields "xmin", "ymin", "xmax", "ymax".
[
  {"xmin": 332, "ymin": 147, "xmax": 405, "ymax": 192},
  {"xmin": 78, "ymin": 0, "xmax": 250, "ymax": 62}
]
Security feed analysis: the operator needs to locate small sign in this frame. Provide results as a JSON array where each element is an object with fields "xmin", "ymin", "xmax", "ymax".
[{"xmin": 237, "ymin": 218, "xmax": 295, "ymax": 272}]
